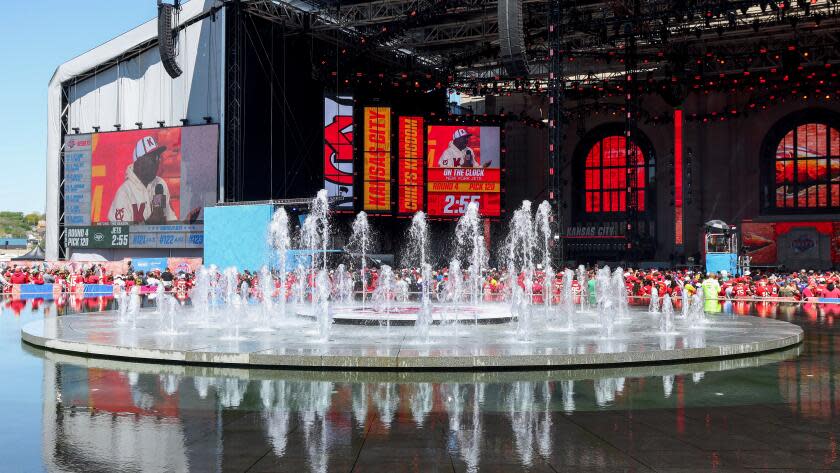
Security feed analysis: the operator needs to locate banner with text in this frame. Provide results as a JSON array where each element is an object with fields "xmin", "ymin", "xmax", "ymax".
[
  {"xmin": 363, "ymin": 107, "xmax": 392, "ymax": 211},
  {"xmin": 398, "ymin": 117, "xmax": 424, "ymax": 214}
]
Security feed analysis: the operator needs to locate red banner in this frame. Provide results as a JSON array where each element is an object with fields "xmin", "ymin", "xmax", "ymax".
[{"xmin": 398, "ymin": 117, "xmax": 424, "ymax": 213}]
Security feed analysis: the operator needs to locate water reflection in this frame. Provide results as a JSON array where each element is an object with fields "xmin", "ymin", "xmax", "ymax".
[
  {"xmin": 31, "ymin": 345, "xmax": 800, "ymax": 472},
  {"xmin": 9, "ymin": 296, "xmax": 840, "ymax": 471}
]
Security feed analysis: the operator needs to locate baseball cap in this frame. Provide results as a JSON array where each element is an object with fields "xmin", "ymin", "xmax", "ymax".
[
  {"xmin": 133, "ymin": 136, "xmax": 167, "ymax": 162},
  {"xmin": 452, "ymin": 129, "xmax": 472, "ymax": 140}
]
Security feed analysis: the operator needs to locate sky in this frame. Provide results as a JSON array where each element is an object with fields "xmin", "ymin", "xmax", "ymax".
[{"xmin": 0, "ymin": 1, "xmax": 159, "ymax": 214}]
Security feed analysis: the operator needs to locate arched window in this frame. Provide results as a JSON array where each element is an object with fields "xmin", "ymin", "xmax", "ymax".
[
  {"xmin": 584, "ymin": 135, "xmax": 647, "ymax": 213},
  {"xmin": 772, "ymin": 122, "xmax": 840, "ymax": 210}
]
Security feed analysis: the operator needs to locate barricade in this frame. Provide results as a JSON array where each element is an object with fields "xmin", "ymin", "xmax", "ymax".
[
  {"xmin": 82, "ymin": 284, "xmax": 115, "ymax": 297},
  {"xmin": 12, "ymin": 284, "xmax": 61, "ymax": 300}
]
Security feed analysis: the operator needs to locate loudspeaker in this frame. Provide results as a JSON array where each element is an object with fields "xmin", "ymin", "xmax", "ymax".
[
  {"xmin": 498, "ymin": 0, "xmax": 529, "ymax": 77},
  {"xmin": 158, "ymin": 3, "xmax": 183, "ymax": 79}
]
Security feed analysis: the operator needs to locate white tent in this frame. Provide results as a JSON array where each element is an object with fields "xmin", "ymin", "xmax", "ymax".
[{"xmin": 46, "ymin": 0, "xmax": 224, "ymax": 260}]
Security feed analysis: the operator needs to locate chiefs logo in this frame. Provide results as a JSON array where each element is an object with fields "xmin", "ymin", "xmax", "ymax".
[{"xmin": 115, "ymin": 208, "xmax": 125, "ymax": 222}]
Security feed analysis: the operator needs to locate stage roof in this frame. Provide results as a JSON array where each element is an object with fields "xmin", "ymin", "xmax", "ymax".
[{"xmin": 245, "ymin": 0, "xmax": 840, "ymax": 90}]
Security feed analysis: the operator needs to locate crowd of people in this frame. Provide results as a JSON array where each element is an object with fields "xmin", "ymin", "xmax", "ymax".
[{"xmin": 1, "ymin": 262, "xmax": 839, "ymax": 303}]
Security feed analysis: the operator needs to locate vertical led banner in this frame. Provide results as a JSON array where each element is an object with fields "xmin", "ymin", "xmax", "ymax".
[
  {"xmin": 363, "ymin": 107, "xmax": 392, "ymax": 211},
  {"xmin": 674, "ymin": 108, "xmax": 684, "ymax": 246},
  {"xmin": 324, "ymin": 96, "xmax": 354, "ymax": 209},
  {"xmin": 398, "ymin": 116, "xmax": 424, "ymax": 213}
]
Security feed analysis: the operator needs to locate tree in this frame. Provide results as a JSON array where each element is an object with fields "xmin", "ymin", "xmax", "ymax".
[{"xmin": 24, "ymin": 213, "xmax": 42, "ymax": 227}]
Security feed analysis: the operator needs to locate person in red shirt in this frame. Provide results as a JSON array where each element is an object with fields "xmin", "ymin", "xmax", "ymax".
[
  {"xmin": 10, "ymin": 269, "xmax": 28, "ymax": 285},
  {"xmin": 734, "ymin": 280, "xmax": 749, "ymax": 299},
  {"xmin": 31, "ymin": 271, "xmax": 44, "ymax": 285},
  {"xmin": 801, "ymin": 281, "xmax": 819, "ymax": 300},
  {"xmin": 753, "ymin": 280, "xmax": 770, "ymax": 298},
  {"xmin": 822, "ymin": 283, "xmax": 840, "ymax": 299}
]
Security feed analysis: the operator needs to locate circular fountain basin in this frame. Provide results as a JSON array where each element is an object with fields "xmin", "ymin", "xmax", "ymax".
[
  {"xmin": 296, "ymin": 303, "xmax": 512, "ymax": 325},
  {"xmin": 21, "ymin": 306, "xmax": 802, "ymax": 370}
]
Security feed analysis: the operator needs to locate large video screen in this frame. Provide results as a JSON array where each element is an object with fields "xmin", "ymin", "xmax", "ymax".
[
  {"xmin": 63, "ymin": 124, "xmax": 218, "ymax": 249},
  {"xmin": 323, "ymin": 96, "xmax": 355, "ymax": 210},
  {"xmin": 426, "ymin": 125, "xmax": 501, "ymax": 217}
]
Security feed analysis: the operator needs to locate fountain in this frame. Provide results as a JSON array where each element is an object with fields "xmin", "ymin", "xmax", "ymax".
[
  {"xmin": 350, "ymin": 211, "xmax": 371, "ymax": 306},
  {"xmin": 454, "ymin": 202, "xmax": 487, "ymax": 307},
  {"xmin": 159, "ymin": 294, "xmax": 182, "ymax": 336},
  {"xmin": 445, "ymin": 259, "xmax": 464, "ymax": 306},
  {"xmin": 299, "ymin": 191, "xmax": 333, "ymax": 340},
  {"xmin": 595, "ymin": 266, "xmax": 615, "ymax": 338},
  {"xmin": 293, "ymin": 264, "xmax": 307, "ymax": 305},
  {"xmin": 612, "ymin": 267, "xmax": 629, "ymax": 319},
  {"xmin": 116, "ymin": 288, "xmax": 129, "ymax": 325},
  {"xmin": 23, "ymin": 189, "xmax": 804, "ymax": 370},
  {"xmin": 315, "ymin": 269, "xmax": 332, "ymax": 341},
  {"xmin": 254, "ymin": 266, "xmax": 275, "ymax": 332},
  {"xmin": 268, "ymin": 206, "xmax": 291, "ymax": 319},
  {"xmin": 154, "ymin": 283, "xmax": 165, "ymax": 315},
  {"xmin": 334, "ymin": 264, "xmax": 353, "ymax": 304},
  {"xmin": 559, "ymin": 268, "xmax": 576, "ymax": 331},
  {"xmin": 576, "ymin": 265, "xmax": 591, "ymax": 313},
  {"xmin": 688, "ymin": 290, "xmax": 706, "ymax": 328},
  {"xmin": 191, "ymin": 266, "xmax": 210, "ymax": 323},
  {"xmin": 506, "ymin": 201, "xmax": 536, "ymax": 340},
  {"xmin": 649, "ymin": 286, "xmax": 660, "ymax": 314},
  {"xmin": 372, "ymin": 265, "xmax": 396, "ymax": 328},
  {"xmin": 128, "ymin": 285, "xmax": 141, "ymax": 330},
  {"xmin": 660, "ymin": 293, "xmax": 676, "ymax": 334},
  {"xmin": 408, "ymin": 212, "xmax": 432, "ymax": 339},
  {"xmin": 534, "ymin": 201, "xmax": 554, "ymax": 311}
]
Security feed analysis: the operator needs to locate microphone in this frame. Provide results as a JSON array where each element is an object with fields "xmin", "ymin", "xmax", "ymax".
[
  {"xmin": 152, "ymin": 184, "xmax": 166, "ymax": 210},
  {"xmin": 463, "ymin": 148, "xmax": 474, "ymax": 167}
]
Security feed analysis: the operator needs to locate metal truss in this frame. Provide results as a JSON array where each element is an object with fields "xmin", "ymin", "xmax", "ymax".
[
  {"xmin": 401, "ymin": 17, "xmax": 499, "ymax": 47},
  {"xmin": 241, "ymin": 0, "xmax": 840, "ymax": 85},
  {"xmin": 548, "ymin": 0, "xmax": 565, "ymax": 263},
  {"xmin": 334, "ymin": 0, "xmax": 436, "ymax": 27},
  {"xmin": 242, "ymin": 0, "xmax": 432, "ymax": 70}
]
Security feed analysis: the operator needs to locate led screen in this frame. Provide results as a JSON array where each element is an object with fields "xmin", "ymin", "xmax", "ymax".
[
  {"xmin": 363, "ymin": 107, "xmax": 392, "ymax": 211},
  {"xmin": 426, "ymin": 125, "xmax": 501, "ymax": 217},
  {"xmin": 398, "ymin": 117, "xmax": 424, "ymax": 214},
  {"xmin": 774, "ymin": 123, "xmax": 840, "ymax": 209},
  {"xmin": 63, "ymin": 125, "xmax": 218, "ymax": 249},
  {"xmin": 323, "ymin": 95, "xmax": 355, "ymax": 209}
]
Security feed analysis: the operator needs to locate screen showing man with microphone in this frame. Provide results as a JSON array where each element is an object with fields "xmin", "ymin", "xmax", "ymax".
[
  {"xmin": 107, "ymin": 135, "xmax": 178, "ymax": 224},
  {"xmin": 426, "ymin": 125, "xmax": 501, "ymax": 217}
]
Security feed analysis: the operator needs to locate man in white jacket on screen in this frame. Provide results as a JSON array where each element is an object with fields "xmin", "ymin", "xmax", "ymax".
[
  {"xmin": 437, "ymin": 128, "xmax": 491, "ymax": 168},
  {"xmin": 107, "ymin": 136, "xmax": 178, "ymax": 224}
]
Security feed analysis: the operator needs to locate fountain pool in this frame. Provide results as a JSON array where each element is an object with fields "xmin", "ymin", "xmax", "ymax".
[{"xmin": 21, "ymin": 191, "xmax": 803, "ymax": 370}]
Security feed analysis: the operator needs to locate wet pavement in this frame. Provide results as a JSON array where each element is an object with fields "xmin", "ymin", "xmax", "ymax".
[{"xmin": 2, "ymin": 295, "xmax": 839, "ymax": 472}]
